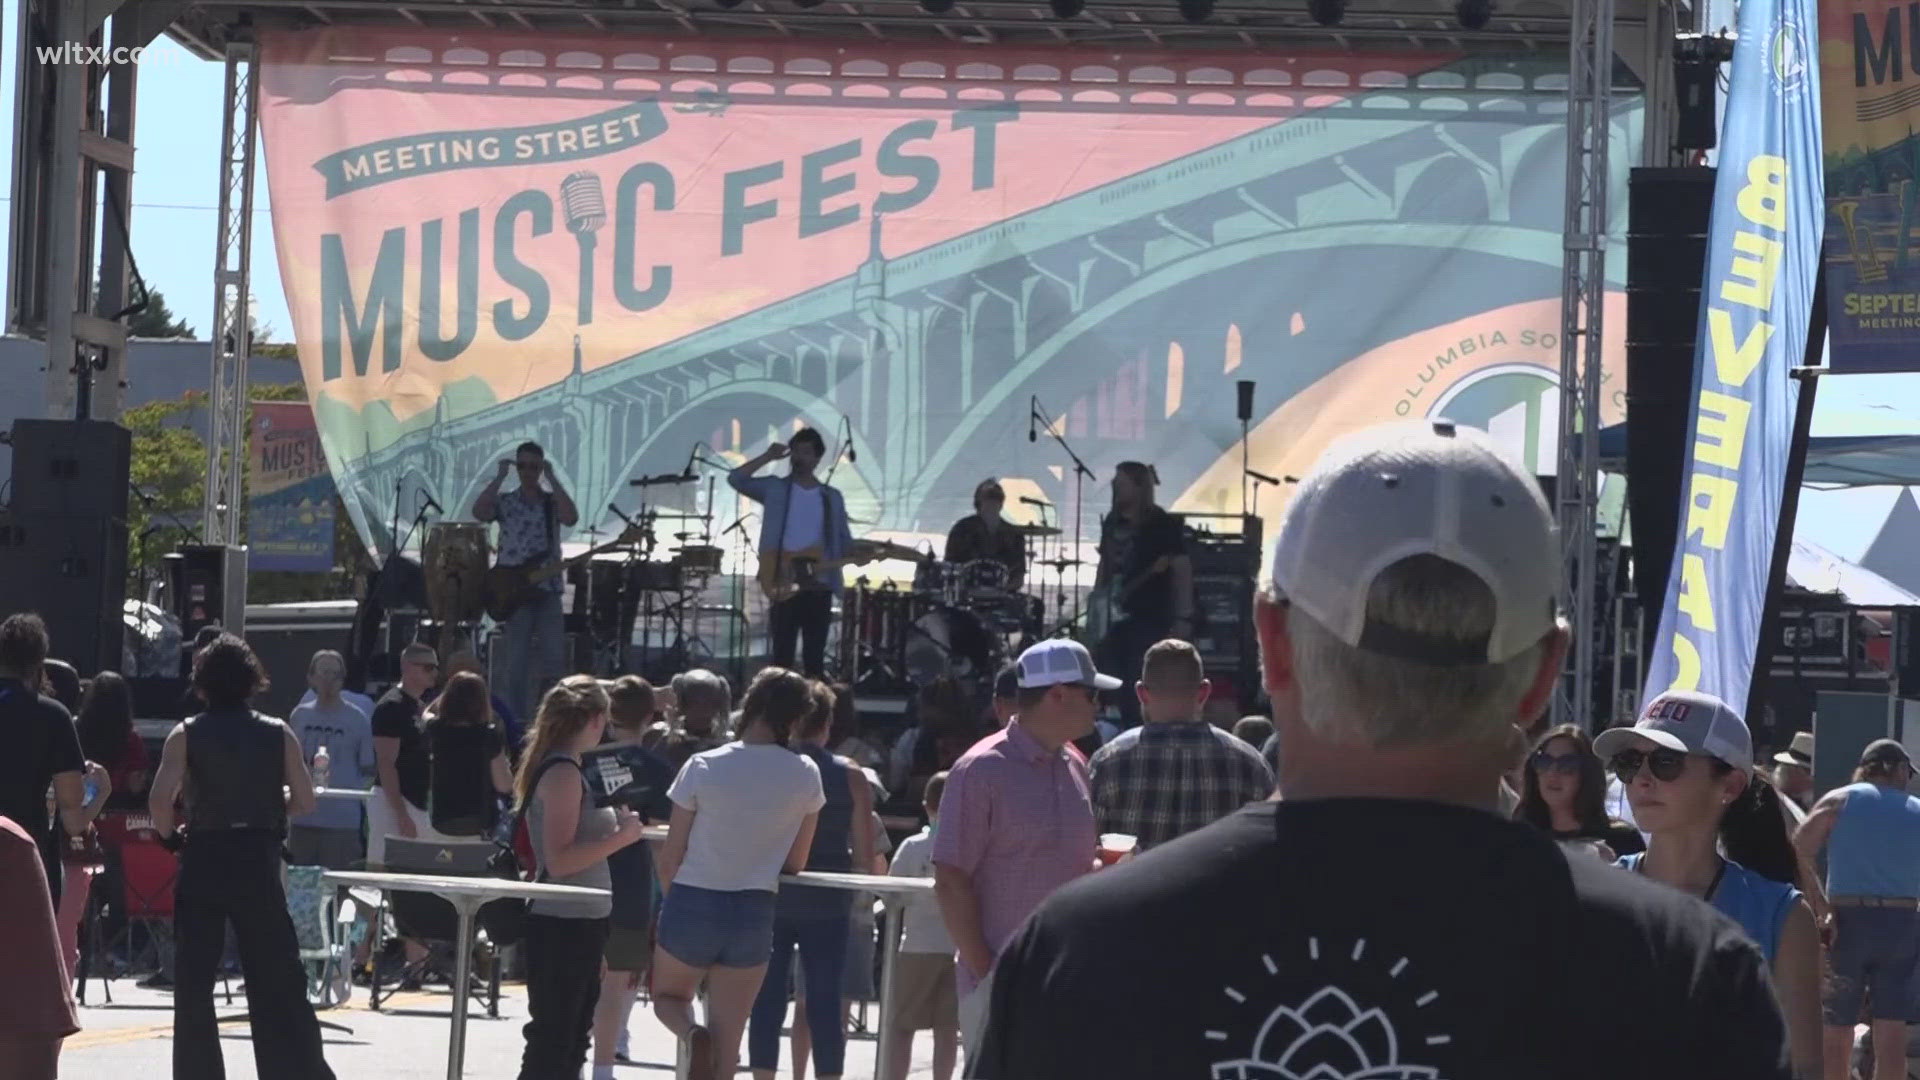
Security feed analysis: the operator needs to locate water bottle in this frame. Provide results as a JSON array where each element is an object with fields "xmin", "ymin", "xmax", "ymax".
[{"xmin": 313, "ymin": 744, "xmax": 331, "ymax": 790}]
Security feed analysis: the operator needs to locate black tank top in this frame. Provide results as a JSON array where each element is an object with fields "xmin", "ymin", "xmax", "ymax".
[{"xmin": 185, "ymin": 708, "xmax": 289, "ymax": 835}]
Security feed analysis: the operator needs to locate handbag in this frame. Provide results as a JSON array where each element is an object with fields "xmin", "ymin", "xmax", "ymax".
[{"xmin": 479, "ymin": 756, "xmax": 577, "ymax": 944}]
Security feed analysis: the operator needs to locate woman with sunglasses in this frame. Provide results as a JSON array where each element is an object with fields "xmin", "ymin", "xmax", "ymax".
[
  {"xmin": 1594, "ymin": 691, "xmax": 1822, "ymax": 1079},
  {"xmin": 1516, "ymin": 724, "xmax": 1644, "ymax": 858}
]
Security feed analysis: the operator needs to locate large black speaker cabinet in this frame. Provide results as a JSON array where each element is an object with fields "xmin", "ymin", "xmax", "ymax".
[
  {"xmin": 0, "ymin": 510, "xmax": 128, "ymax": 675},
  {"xmin": 164, "ymin": 544, "xmax": 249, "ymax": 642},
  {"xmin": 1627, "ymin": 167, "xmax": 1715, "ymax": 655},
  {"xmin": 9, "ymin": 418, "xmax": 131, "ymax": 520}
]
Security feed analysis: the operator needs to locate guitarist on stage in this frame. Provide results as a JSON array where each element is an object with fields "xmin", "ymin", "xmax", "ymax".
[
  {"xmin": 1093, "ymin": 461, "xmax": 1195, "ymax": 730},
  {"xmin": 729, "ymin": 427, "xmax": 855, "ymax": 677},
  {"xmin": 472, "ymin": 440, "xmax": 579, "ymax": 720}
]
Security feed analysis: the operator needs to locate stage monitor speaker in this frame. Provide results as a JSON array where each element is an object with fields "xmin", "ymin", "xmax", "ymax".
[
  {"xmin": 1627, "ymin": 167, "xmax": 1715, "ymax": 654},
  {"xmin": 0, "ymin": 510, "xmax": 128, "ymax": 675},
  {"xmin": 165, "ymin": 544, "xmax": 249, "ymax": 643},
  {"xmin": 9, "ymin": 418, "xmax": 131, "ymax": 520}
]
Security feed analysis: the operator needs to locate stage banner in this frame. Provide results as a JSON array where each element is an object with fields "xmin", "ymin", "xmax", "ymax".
[
  {"xmin": 258, "ymin": 30, "xmax": 1637, "ymax": 578},
  {"xmin": 1644, "ymin": 0, "xmax": 1823, "ymax": 706},
  {"xmin": 1823, "ymin": 0, "xmax": 1920, "ymax": 371},
  {"xmin": 248, "ymin": 400, "xmax": 336, "ymax": 571}
]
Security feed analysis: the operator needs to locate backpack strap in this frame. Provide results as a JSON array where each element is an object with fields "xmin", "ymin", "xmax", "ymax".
[{"xmin": 508, "ymin": 755, "xmax": 587, "ymax": 882}]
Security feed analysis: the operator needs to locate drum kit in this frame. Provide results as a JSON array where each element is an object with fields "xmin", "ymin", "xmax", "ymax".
[{"xmin": 839, "ymin": 524, "xmax": 1060, "ymax": 692}]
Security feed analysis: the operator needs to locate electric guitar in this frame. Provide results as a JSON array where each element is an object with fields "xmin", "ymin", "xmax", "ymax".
[
  {"xmin": 483, "ymin": 524, "xmax": 646, "ymax": 622},
  {"xmin": 758, "ymin": 538, "xmax": 924, "ymax": 603},
  {"xmin": 1084, "ymin": 555, "xmax": 1175, "ymax": 646}
]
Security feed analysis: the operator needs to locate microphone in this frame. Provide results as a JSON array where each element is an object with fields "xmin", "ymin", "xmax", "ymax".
[
  {"xmin": 683, "ymin": 443, "xmax": 702, "ymax": 480},
  {"xmin": 1029, "ymin": 396, "xmax": 1038, "ymax": 443},
  {"xmin": 421, "ymin": 491, "xmax": 444, "ymax": 515},
  {"xmin": 847, "ymin": 432, "xmax": 857, "ymax": 463},
  {"xmin": 1246, "ymin": 469, "xmax": 1284, "ymax": 486},
  {"xmin": 1019, "ymin": 495, "xmax": 1052, "ymax": 509},
  {"xmin": 559, "ymin": 171, "xmax": 608, "ymax": 234}
]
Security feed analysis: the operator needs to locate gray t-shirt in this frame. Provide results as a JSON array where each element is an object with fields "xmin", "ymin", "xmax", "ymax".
[
  {"xmin": 527, "ymin": 754, "xmax": 614, "ymax": 918},
  {"xmin": 289, "ymin": 697, "xmax": 373, "ymax": 831}
]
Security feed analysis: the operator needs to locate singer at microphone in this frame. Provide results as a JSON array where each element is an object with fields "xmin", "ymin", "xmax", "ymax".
[
  {"xmin": 942, "ymin": 477, "xmax": 1026, "ymax": 591},
  {"xmin": 471, "ymin": 439, "xmax": 580, "ymax": 720}
]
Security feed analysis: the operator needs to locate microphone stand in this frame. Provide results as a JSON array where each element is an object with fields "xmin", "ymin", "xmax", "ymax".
[
  {"xmin": 1033, "ymin": 397, "xmax": 1095, "ymax": 633},
  {"xmin": 720, "ymin": 512, "xmax": 755, "ymax": 690}
]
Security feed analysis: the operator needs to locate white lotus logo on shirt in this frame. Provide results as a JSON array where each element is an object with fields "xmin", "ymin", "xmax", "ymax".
[{"xmin": 1208, "ymin": 942, "xmax": 1448, "ymax": 1080}]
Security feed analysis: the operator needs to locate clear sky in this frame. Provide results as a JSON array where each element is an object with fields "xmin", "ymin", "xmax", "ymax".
[{"xmin": 0, "ymin": 2, "xmax": 1914, "ymax": 563}]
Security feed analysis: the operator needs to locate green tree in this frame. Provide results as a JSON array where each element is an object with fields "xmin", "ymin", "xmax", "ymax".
[{"xmin": 125, "ymin": 287, "xmax": 195, "ymax": 338}]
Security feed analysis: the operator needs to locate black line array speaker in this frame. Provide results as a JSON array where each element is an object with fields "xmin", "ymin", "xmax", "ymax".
[
  {"xmin": 164, "ymin": 544, "xmax": 249, "ymax": 643},
  {"xmin": 9, "ymin": 418, "xmax": 131, "ymax": 520},
  {"xmin": 0, "ymin": 510, "xmax": 128, "ymax": 675},
  {"xmin": 1627, "ymin": 167, "xmax": 1715, "ymax": 657}
]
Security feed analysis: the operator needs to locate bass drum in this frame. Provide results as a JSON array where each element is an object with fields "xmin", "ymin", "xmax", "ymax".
[{"xmin": 905, "ymin": 606, "xmax": 1002, "ymax": 687}]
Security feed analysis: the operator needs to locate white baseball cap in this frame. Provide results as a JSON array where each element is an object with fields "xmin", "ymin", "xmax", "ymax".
[
  {"xmin": 1016, "ymin": 639, "xmax": 1122, "ymax": 691},
  {"xmin": 1592, "ymin": 690, "xmax": 1755, "ymax": 775},
  {"xmin": 1270, "ymin": 418, "xmax": 1560, "ymax": 665}
]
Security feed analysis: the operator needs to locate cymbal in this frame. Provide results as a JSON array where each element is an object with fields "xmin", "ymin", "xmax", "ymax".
[
  {"xmin": 1039, "ymin": 557, "xmax": 1083, "ymax": 570},
  {"xmin": 1014, "ymin": 524, "xmax": 1061, "ymax": 537}
]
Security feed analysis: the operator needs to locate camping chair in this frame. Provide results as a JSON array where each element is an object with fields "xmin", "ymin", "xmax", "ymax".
[
  {"xmin": 113, "ymin": 832, "xmax": 178, "ymax": 978},
  {"xmin": 367, "ymin": 838, "xmax": 504, "ymax": 1018},
  {"xmin": 286, "ymin": 865, "xmax": 361, "ymax": 1012}
]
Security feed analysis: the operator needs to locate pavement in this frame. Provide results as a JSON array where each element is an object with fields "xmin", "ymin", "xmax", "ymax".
[{"xmin": 61, "ymin": 978, "xmax": 949, "ymax": 1079}]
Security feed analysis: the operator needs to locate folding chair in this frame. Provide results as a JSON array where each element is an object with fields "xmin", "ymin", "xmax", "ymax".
[
  {"xmin": 286, "ymin": 865, "xmax": 361, "ymax": 1011},
  {"xmin": 367, "ymin": 838, "xmax": 505, "ymax": 1018},
  {"xmin": 113, "ymin": 832, "xmax": 178, "ymax": 978}
]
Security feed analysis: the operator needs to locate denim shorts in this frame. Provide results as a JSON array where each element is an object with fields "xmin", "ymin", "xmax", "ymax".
[
  {"xmin": 1825, "ymin": 906, "xmax": 1920, "ymax": 1023},
  {"xmin": 657, "ymin": 885, "xmax": 777, "ymax": 969}
]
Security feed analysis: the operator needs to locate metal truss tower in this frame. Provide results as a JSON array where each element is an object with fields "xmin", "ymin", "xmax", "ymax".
[
  {"xmin": 204, "ymin": 42, "xmax": 260, "ymax": 546},
  {"xmin": 1553, "ymin": 0, "xmax": 1614, "ymax": 730}
]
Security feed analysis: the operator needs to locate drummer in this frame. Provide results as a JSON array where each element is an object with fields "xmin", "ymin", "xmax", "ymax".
[{"xmin": 944, "ymin": 479, "xmax": 1026, "ymax": 592}]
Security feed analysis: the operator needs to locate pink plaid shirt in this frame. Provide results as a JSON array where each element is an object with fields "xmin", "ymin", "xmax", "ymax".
[{"xmin": 931, "ymin": 719, "xmax": 1097, "ymax": 997}]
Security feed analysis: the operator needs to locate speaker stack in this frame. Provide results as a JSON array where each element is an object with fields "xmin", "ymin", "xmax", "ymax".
[
  {"xmin": 0, "ymin": 419, "xmax": 133, "ymax": 675},
  {"xmin": 1626, "ymin": 167, "xmax": 1715, "ymax": 660}
]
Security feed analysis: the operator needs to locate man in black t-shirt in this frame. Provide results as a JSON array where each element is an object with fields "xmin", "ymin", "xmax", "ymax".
[
  {"xmin": 369, "ymin": 642, "xmax": 440, "ymax": 867},
  {"xmin": 1092, "ymin": 461, "xmax": 1193, "ymax": 730},
  {"xmin": 974, "ymin": 421, "xmax": 1793, "ymax": 1080},
  {"xmin": 0, "ymin": 615, "xmax": 88, "ymax": 904}
]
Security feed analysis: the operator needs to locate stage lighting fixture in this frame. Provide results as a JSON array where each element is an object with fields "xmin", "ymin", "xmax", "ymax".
[
  {"xmin": 1178, "ymin": 0, "xmax": 1214, "ymax": 20},
  {"xmin": 1307, "ymin": 0, "xmax": 1345, "ymax": 24},
  {"xmin": 1049, "ymin": 0, "xmax": 1086, "ymax": 16},
  {"xmin": 1455, "ymin": 0, "xmax": 1492, "ymax": 29}
]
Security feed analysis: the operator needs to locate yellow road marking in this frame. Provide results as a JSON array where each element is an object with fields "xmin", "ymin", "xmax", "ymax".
[{"xmin": 65, "ymin": 990, "xmax": 453, "ymax": 1051}]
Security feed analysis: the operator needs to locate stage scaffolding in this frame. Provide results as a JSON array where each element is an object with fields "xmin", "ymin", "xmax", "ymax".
[{"xmin": 12, "ymin": 0, "xmax": 1680, "ymax": 662}]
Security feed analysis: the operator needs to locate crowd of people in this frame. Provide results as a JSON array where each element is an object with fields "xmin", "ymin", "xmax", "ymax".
[{"xmin": 7, "ymin": 418, "xmax": 1920, "ymax": 1080}]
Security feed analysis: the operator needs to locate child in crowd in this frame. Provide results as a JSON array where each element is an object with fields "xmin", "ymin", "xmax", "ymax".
[{"xmin": 881, "ymin": 771, "xmax": 959, "ymax": 1080}]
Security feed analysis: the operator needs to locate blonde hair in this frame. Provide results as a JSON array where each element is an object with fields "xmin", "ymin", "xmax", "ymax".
[{"xmin": 513, "ymin": 675, "xmax": 610, "ymax": 811}]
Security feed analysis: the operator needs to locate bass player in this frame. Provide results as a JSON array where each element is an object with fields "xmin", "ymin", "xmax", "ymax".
[
  {"xmin": 729, "ymin": 427, "xmax": 854, "ymax": 677},
  {"xmin": 473, "ymin": 440, "xmax": 579, "ymax": 720}
]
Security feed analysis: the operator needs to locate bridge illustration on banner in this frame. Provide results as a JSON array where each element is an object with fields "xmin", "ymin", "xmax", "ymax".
[{"xmin": 330, "ymin": 66, "xmax": 1637, "ymax": 556}]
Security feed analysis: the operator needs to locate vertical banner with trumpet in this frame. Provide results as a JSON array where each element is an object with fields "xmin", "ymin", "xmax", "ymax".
[
  {"xmin": 1823, "ymin": 0, "xmax": 1920, "ymax": 371},
  {"xmin": 1644, "ymin": 0, "xmax": 1823, "ymax": 705}
]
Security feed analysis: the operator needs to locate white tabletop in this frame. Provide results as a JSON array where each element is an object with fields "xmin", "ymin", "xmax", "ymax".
[
  {"xmin": 324, "ymin": 870, "xmax": 610, "ymax": 903},
  {"xmin": 634, "ymin": 826, "xmax": 931, "ymax": 895}
]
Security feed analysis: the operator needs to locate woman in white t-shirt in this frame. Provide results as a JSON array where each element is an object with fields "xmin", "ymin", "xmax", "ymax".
[{"xmin": 652, "ymin": 668, "xmax": 825, "ymax": 1080}]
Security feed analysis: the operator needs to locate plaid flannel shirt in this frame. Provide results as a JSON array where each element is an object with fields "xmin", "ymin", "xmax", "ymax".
[{"xmin": 1088, "ymin": 720, "xmax": 1275, "ymax": 851}]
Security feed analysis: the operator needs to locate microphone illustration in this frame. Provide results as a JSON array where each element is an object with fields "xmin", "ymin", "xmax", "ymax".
[{"xmin": 560, "ymin": 171, "xmax": 607, "ymax": 326}]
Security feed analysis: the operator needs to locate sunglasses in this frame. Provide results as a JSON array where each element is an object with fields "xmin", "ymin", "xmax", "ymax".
[
  {"xmin": 1609, "ymin": 747, "xmax": 1690, "ymax": 784},
  {"xmin": 1528, "ymin": 750, "xmax": 1584, "ymax": 776}
]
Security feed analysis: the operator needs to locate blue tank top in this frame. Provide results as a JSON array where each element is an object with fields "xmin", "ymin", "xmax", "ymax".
[
  {"xmin": 1620, "ymin": 854, "xmax": 1801, "ymax": 963},
  {"xmin": 1828, "ymin": 782, "xmax": 1920, "ymax": 898},
  {"xmin": 778, "ymin": 744, "xmax": 855, "ymax": 918}
]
